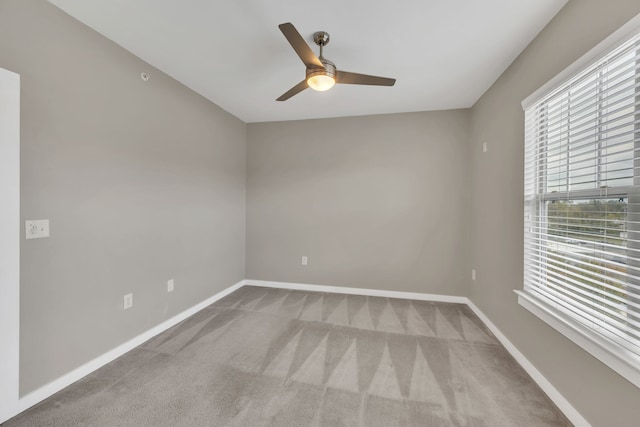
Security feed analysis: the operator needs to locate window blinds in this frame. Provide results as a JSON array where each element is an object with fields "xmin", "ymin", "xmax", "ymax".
[{"xmin": 523, "ymin": 31, "xmax": 640, "ymax": 358}]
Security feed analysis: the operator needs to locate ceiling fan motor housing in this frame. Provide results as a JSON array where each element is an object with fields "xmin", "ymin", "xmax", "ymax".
[{"xmin": 307, "ymin": 58, "xmax": 336, "ymax": 80}]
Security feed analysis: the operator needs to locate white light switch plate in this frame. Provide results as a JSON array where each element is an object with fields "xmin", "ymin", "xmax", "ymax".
[
  {"xmin": 301, "ymin": 256, "xmax": 308, "ymax": 266},
  {"xmin": 167, "ymin": 279, "xmax": 174, "ymax": 292},
  {"xmin": 25, "ymin": 219, "xmax": 49, "ymax": 239}
]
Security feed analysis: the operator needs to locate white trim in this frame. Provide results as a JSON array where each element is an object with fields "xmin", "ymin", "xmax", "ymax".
[
  {"xmin": 467, "ymin": 299, "xmax": 590, "ymax": 427},
  {"xmin": 245, "ymin": 279, "xmax": 468, "ymax": 304},
  {"xmin": 0, "ymin": 68, "xmax": 20, "ymax": 424},
  {"xmin": 1, "ymin": 280, "xmax": 245, "ymax": 423},
  {"xmin": 516, "ymin": 290, "xmax": 640, "ymax": 389},
  {"xmin": 522, "ymin": 12, "xmax": 640, "ymax": 110}
]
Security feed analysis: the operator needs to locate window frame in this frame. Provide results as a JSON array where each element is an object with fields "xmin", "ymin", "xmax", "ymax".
[{"xmin": 519, "ymin": 13, "xmax": 640, "ymax": 389}]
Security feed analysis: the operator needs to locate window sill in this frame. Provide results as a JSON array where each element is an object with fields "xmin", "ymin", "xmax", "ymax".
[{"xmin": 515, "ymin": 290, "xmax": 640, "ymax": 389}]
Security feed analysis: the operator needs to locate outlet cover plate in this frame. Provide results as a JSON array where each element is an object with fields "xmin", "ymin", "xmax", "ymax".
[
  {"xmin": 25, "ymin": 219, "xmax": 49, "ymax": 239},
  {"xmin": 123, "ymin": 293, "xmax": 133, "ymax": 309}
]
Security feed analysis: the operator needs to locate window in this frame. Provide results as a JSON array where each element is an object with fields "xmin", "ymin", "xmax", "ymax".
[{"xmin": 520, "ymin": 19, "xmax": 640, "ymax": 387}]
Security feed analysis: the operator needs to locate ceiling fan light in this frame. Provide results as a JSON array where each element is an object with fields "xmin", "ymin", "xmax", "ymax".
[{"xmin": 307, "ymin": 73, "xmax": 335, "ymax": 92}]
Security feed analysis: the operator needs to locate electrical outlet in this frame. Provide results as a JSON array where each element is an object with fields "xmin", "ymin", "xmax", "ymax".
[
  {"xmin": 167, "ymin": 279, "xmax": 174, "ymax": 292},
  {"xmin": 123, "ymin": 293, "xmax": 133, "ymax": 309},
  {"xmin": 25, "ymin": 219, "xmax": 49, "ymax": 239},
  {"xmin": 472, "ymin": 269, "xmax": 476, "ymax": 281},
  {"xmin": 301, "ymin": 256, "xmax": 308, "ymax": 266}
]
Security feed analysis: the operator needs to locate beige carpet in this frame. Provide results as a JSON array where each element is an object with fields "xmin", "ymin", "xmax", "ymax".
[{"xmin": 4, "ymin": 286, "xmax": 571, "ymax": 426}]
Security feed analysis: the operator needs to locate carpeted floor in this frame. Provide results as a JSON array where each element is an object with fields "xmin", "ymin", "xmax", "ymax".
[{"xmin": 4, "ymin": 286, "xmax": 571, "ymax": 426}]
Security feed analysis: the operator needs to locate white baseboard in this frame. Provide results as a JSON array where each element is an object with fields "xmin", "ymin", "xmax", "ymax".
[
  {"xmin": 5, "ymin": 279, "xmax": 587, "ymax": 427},
  {"xmin": 3, "ymin": 279, "xmax": 245, "ymax": 424},
  {"xmin": 245, "ymin": 279, "xmax": 468, "ymax": 304},
  {"xmin": 466, "ymin": 301, "xmax": 589, "ymax": 427}
]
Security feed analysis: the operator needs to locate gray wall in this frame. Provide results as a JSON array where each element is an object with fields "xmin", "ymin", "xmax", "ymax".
[
  {"xmin": 0, "ymin": 0, "xmax": 246, "ymax": 394},
  {"xmin": 468, "ymin": 0, "xmax": 640, "ymax": 425},
  {"xmin": 4, "ymin": 0, "xmax": 640, "ymax": 422},
  {"xmin": 247, "ymin": 111, "xmax": 470, "ymax": 296}
]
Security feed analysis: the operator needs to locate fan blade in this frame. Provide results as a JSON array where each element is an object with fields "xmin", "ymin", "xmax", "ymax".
[
  {"xmin": 279, "ymin": 23, "xmax": 324, "ymax": 69},
  {"xmin": 336, "ymin": 71, "xmax": 396, "ymax": 86},
  {"xmin": 277, "ymin": 80, "xmax": 308, "ymax": 101}
]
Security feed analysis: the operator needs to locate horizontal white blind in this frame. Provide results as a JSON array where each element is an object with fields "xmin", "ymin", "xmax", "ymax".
[{"xmin": 524, "ymin": 30, "xmax": 640, "ymax": 359}]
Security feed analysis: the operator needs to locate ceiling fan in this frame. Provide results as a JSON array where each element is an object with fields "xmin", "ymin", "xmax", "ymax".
[{"xmin": 276, "ymin": 22, "xmax": 396, "ymax": 101}]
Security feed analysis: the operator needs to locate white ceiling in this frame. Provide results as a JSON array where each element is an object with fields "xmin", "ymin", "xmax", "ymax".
[{"xmin": 48, "ymin": 0, "xmax": 567, "ymax": 123}]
